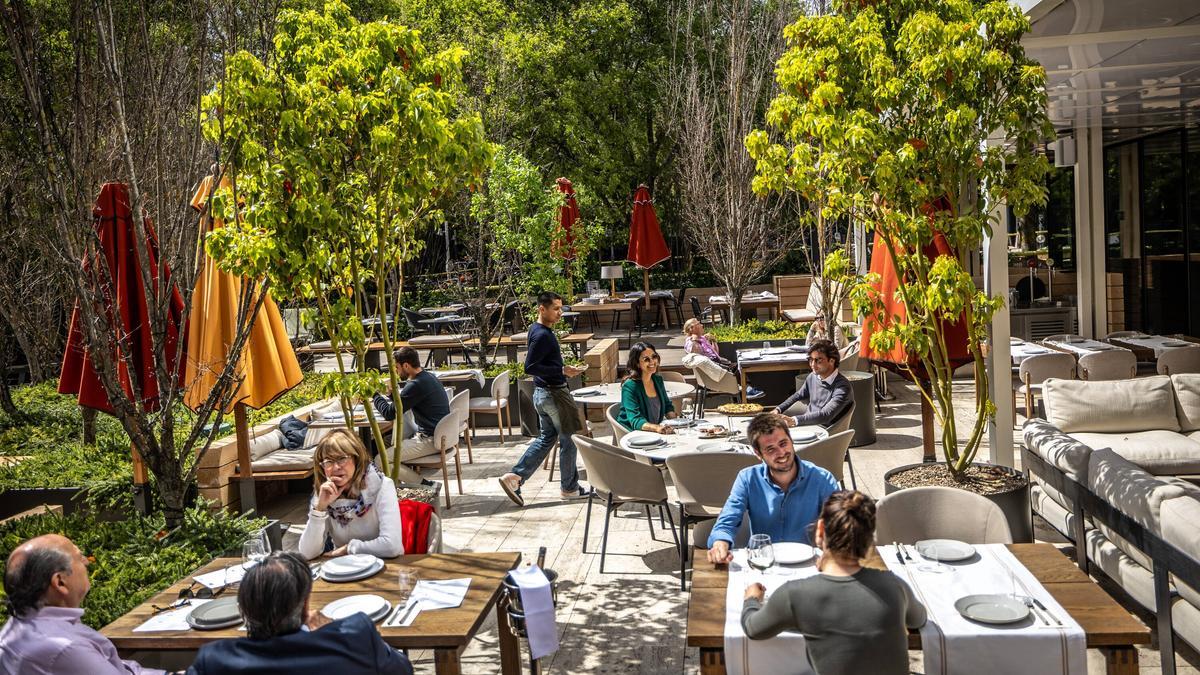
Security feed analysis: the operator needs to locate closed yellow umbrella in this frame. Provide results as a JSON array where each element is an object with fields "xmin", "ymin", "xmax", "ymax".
[{"xmin": 185, "ymin": 175, "xmax": 302, "ymax": 412}]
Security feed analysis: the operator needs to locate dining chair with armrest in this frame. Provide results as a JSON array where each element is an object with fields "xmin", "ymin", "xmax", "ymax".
[
  {"xmin": 405, "ymin": 409, "xmax": 464, "ymax": 510},
  {"xmin": 1077, "ymin": 349, "xmax": 1136, "ymax": 381},
  {"xmin": 575, "ymin": 435, "xmax": 679, "ymax": 573},
  {"xmin": 469, "ymin": 370, "xmax": 511, "ymax": 444},
  {"xmin": 875, "ymin": 486, "xmax": 1013, "ymax": 545},
  {"xmin": 1158, "ymin": 346, "xmax": 1200, "ymax": 375},
  {"xmin": 666, "ymin": 451, "xmax": 762, "ymax": 590},
  {"xmin": 796, "ymin": 430, "xmax": 855, "ymax": 489},
  {"xmin": 823, "ymin": 402, "xmax": 857, "ymax": 489},
  {"xmin": 606, "ymin": 402, "xmax": 631, "ymax": 443},
  {"xmin": 1013, "ymin": 351, "xmax": 1076, "ymax": 421},
  {"xmin": 689, "ymin": 296, "xmax": 720, "ymax": 326},
  {"xmin": 449, "ymin": 389, "xmax": 473, "ymax": 464}
]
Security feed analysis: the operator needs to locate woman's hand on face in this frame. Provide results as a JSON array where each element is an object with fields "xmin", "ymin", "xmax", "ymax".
[{"xmin": 316, "ymin": 479, "xmax": 344, "ymax": 510}]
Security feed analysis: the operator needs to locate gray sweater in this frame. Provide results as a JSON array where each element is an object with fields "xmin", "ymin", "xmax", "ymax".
[
  {"xmin": 776, "ymin": 371, "xmax": 852, "ymax": 427},
  {"xmin": 741, "ymin": 568, "xmax": 926, "ymax": 675}
]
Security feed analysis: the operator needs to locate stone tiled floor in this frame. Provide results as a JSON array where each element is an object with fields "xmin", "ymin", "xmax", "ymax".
[{"xmin": 289, "ymin": 327, "xmax": 1198, "ymax": 673}]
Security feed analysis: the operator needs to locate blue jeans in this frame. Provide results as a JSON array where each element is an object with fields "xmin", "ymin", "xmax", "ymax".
[{"xmin": 511, "ymin": 386, "xmax": 580, "ymax": 492}]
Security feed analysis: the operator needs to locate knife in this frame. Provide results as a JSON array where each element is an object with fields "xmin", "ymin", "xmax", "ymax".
[
  {"xmin": 390, "ymin": 600, "xmax": 420, "ymax": 627},
  {"xmin": 1032, "ymin": 598, "xmax": 1062, "ymax": 626},
  {"xmin": 892, "ymin": 542, "xmax": 906, "ymax": 565}
]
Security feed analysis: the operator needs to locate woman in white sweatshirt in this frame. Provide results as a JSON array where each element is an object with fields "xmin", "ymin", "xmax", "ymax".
[{"xmin": 298, "ymin": 428, "xmax": 404, "ymax": 560}]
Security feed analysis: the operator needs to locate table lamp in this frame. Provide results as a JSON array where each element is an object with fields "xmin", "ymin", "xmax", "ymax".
[{"xmin": 601, "ymin": 265, "xmax": 623, "ymax": 298}]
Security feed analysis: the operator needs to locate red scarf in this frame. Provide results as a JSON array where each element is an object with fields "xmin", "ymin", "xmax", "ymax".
[{"xmin": 399, "ymin": 499, "xmax": 434, "ymax": 554}]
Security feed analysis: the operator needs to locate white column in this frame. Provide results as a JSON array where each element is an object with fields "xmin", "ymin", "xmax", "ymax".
[
  {"xmin": 985, "ymin": 200, "xmax": 1014, "ymax": 467},
  {"xmin": 1073, "ymin": 122, "xmax": 1107, "ymax": 338}
]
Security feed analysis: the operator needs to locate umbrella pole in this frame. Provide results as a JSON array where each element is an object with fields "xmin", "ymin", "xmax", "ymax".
[
  {"xmin": 131, "ymin": 443, "xmax": 151, "ymax": 515},
  {"xmin": 920, "ymin": 381, "xmax": 936, "ymax": 462},
  {"xmin": 234, "ymin": 403, "xmax": 257, "ymax": 514}
]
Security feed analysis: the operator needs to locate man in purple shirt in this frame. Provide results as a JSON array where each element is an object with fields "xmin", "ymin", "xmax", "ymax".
[{"xmin": 0, "ymin": 534, "xmax": 165, "ymax": 675}]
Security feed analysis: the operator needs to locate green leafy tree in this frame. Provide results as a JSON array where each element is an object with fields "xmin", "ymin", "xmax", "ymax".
[
  {"xmin": 204, "ymin": 1, "xmax": 492, "ymax": 481},
  {"xmin": 750, "ymin": 0, "xmax": 1051, "ymax": 477}
]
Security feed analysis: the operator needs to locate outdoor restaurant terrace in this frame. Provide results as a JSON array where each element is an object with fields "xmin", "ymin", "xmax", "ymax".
[{"xmin": 1, "ymin": 0, "xmax": 1199, "ymax": 674}]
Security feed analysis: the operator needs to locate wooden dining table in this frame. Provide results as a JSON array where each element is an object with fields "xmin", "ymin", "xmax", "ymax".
[
  {"xmin": 686, "ymin": 542, "xmax": 1150, "ymax": 674},
  {"xmin": 102, "ymin": 552, "xmax": 523, "ymax": 675}
]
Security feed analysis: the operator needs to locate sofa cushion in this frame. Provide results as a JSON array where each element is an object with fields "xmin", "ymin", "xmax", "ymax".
[
  {"xmin": 248, "ymin": 429, "xmax": 286, "ymax": 461},
  {"xmin": 1085, "ymin": 529, "xmax": 1159, "ymax": 612},
  {"xmin": 251, "ymin": 446, "xmax": 317, "ymax": 472},
  {"xmin": 1173, "ymin": 373, "xmax": 1200, "ymax": 432},
  {"xmin": 1044, "ymin": 376, "xmax": 1180, "ymax": 433},
  {"xmin": 1072, "ymin": 430, "xmax": 1200, "ymax": 475},
  {"xmin": 1161, "ymin": 495, "xmax": 1200, "ymax": 608},
  {"xmin": 1088, "ymin": 448, "xmax": 1200, "ymax": 570},
  {"xmin": 1030, "ymin": 483, "xmax": 1088, "ymax": 542},
  {"xmin": 1023, "ymin": 418, "xmax": 1092, "ymax": 481},
  {"xmin": 1174, "ymin": 598, "xmax": 1200, "ymax": 655}
]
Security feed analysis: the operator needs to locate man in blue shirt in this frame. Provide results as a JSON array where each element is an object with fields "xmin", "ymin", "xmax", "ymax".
[{"xmin": 706, "ymin": 413, "xmax": 840, "ymax": 564}]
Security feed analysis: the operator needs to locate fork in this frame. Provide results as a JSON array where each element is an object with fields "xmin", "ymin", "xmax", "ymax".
[
  {"xmin": 1022, "ymin": 596, "xmax": 1049, "ymax": 625},
  {"xmin": 898, "ymin": 543, "xmax": 914, "ymax": 562}
]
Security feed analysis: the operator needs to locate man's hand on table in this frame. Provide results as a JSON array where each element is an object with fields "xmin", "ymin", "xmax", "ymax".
[
  {"xmin": 744, "ymin": 583, "xmax": 766, "ymax": 603},
  {"xmin": 707, "ymin": 540, "xmax": 734, "ymax": 564},
  {"xmin": 305, "ymin": 608, "xmax": 331, "ymax": 631}
]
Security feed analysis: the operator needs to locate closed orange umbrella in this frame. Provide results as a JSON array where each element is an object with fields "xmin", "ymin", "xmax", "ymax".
[{"xmin": 184, "ymin": 175, "xmax": 302, "ymax": 412}]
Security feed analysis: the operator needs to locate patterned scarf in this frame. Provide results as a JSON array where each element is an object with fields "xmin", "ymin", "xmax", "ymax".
[{"xmin": 325, "ymin": 463, "xmax": 382, "ymax": 528}]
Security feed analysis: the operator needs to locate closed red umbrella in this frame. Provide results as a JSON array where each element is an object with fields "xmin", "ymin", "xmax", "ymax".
[
  {"xmin": 551, "ymin": 177, "xmax": 580, "ymax": 261},
  {"xmin": 59, "ymin": 182, "xmax": 187, "ymax": 414},
  {"xmin": 626, "ymin": 184, "xmax": 670, "ymax": 314}
]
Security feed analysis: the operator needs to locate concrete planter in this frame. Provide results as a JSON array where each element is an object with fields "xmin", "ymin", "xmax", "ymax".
[{"xmin": 883, "ymin": 462, "xmax": 1033, "ymax": 543}]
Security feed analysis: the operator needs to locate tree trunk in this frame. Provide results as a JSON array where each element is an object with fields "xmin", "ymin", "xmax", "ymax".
[
  {"xmin": 81, "ymin": 407, "xmax": 97, "ymax": 445},
  {"xmin": 155, "ymin": 458, "xmax": 190, "ymax": 529}
]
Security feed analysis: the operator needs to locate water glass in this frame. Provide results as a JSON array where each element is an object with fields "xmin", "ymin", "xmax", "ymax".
[
  {"xmin": 784, "ymin": 340, "xmax": 793, "ymax": 349},
  {"xmin": 242, "ymin": 538, "xmax": 268, "ymax": 569},
  {"xmin": 762, "ymin": 341, "xmax": 770, "ymax": 351},
  {"xmin": 917, "ymin": 542, "xmax": 950, "ymax": 574},
  {"xmin": 747, "ymin": 534, "xmax": 775, "ymax": 579},
  {"xmin": 397, "ymin": 569, "xmax": 419, "ymax": 605}
]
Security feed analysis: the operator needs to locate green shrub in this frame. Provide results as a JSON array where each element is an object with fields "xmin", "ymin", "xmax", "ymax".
[
  {"xmin": 708, "ymin": 319, "xmax": 810, "ymax": 343},
  {"xmin": 0, "ymin": 502, "xmax": 265, "ymax": 628}
]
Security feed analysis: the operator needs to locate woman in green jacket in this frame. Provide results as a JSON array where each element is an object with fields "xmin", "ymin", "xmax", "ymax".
[{"xmin": 617, "ymin": 342, "xmax": 677, "ymax": 434}]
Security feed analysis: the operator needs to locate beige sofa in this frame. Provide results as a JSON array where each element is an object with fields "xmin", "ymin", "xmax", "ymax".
[{"xmin": 1022, "ymin": 374, "xmax": 1200, "ymax": 660}]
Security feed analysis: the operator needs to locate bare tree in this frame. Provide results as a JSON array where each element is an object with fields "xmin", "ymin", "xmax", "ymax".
[
  {"xmin": 0, "ymin": 0, "xmax": 278, "ymax": 524},
  {"xmin": 669, "ymin": 0, "xmax": 803, "ymax": 323}
]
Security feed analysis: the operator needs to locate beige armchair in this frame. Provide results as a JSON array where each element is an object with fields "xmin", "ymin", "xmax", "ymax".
[
  {"xmin": 824, "ymin": 402, "xmax": 857, "ymax": 489},
  {"xmin": 1013, "ymin": 351, "xmax": 1075, "ymax": 422},
  {"xmin": 1158, "ymin": 346, "xmax": 1200, "ymax": 375},
  {"xmin": 406, "ymin": 408, "xmax": 464, "ymax": 509},
  {"xmin": 797, "ymin": 430, "xmax": 855, "ymax": 488},
  {"xmin": 875, "ymin": 486, "xmax": 1013, "ymax": 545},
  {"xmin": 469, "ymin": 370, "xmax": 512, "ymax": 443},
  {"xmin": 575, "ymin": 435, "xmax": 678, "ymax": 573},
  {"xmin": 1078, "ymin": 349, "xmax": 1136, "ymax": 381},
  {"xmin": 606, "ymin": 402, "xmax": 631, "ymax": 443},
  {"xmin": 449, "ymin": 389, "xmax": 473, "ymax": 464},
  {"xmin": 666, "ymin": 451, "xmax": 759, "ymax": 590}
]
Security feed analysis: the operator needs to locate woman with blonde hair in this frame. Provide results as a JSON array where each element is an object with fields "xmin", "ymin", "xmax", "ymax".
[
  {"xmin": 297, "ymin": 428, "xmax": 403, "ymax": 560},
  {"xmin": 741, "ymin": 490, "xmax": 925, "ymax": 675},
  {"xmin": 682, "ymin": 318, "xmax": 763, "ymax": 399}
]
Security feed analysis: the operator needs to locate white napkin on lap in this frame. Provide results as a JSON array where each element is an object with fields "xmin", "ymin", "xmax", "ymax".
[
  {"xmin": 723, "ymin": 550, "xmax": 817, "ymax": 675},
  {"xmin": 510, "ymin": 565, "xmax": 559, "ymax": 659},
  {"xmin": 882, "ymin": 544, "xmax": 1085, "ymax": 675}
]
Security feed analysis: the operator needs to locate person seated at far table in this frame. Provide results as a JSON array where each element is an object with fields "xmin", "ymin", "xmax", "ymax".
[
  {"xmin": 742, "ymin": 490, "xmax": 926, "ymax": 675},
  {"xmin": 707, "ymin": 413, "xmax": 840, "ymax": 564},
  {"xmin": 773, "ymin": 340, "xmax": 852, "ymax": 427},
  {"xmin": 805, "ymin": 314, "xmax": 849, "ymax": 349},
  {"xmin": 298, "ymin": 429, "xmax": 403, "ymax": 560},
  {"xmin": 617, "ymin": 342, "xmax": 679, "ymax": 434},
  {"xmin": 682, "ymin": 318, "xmax": 763, "ymax": 399},
  {"xmin": 371, "ymin": 345, "xmax": 448, "ymax": 486},
  {"xmin": 0, "ymin": 534, "xmax": 168, "ymax": 675},
  {"xmin": 187, "ymin": 551, "xmax": 412, "ymax": 675}
]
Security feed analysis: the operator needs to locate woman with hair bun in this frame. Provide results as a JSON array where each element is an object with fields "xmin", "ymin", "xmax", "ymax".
[{"xmin": 741, "ymin": 490, "xmax": 926, "ymax": 675}]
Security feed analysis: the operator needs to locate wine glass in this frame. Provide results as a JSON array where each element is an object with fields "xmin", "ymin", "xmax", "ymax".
[
  {"xmin": 747, "ymin": 534, "xmax": 775, "ymax": 580},
  {"xmin": 397, "ymin": 568, "xmax": 419, "ymax": 606},
  {"xmin": 916, "ymin": 541, "xmax": 950, "ymax": 574},
  {"xmin": 242, "ymin": 538, "xmax": 268, "ymax": 570}
]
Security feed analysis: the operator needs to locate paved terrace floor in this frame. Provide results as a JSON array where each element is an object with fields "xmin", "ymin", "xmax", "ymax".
[{"xmin": 279, "ymin": 323, "xmax": 1200, "ymax": 674}]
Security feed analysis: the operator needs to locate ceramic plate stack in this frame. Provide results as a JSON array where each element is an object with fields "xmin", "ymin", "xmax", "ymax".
[
  {"xmin": 320, "ymin": 554, "xmax": 384, "ymax": 583},
  {"xmin": 186, "ymin": 597, "xmax": 242, "ymax": 630},
  {"xmin": 663, "ymin": 418, "xmax": 695, "ymax": 429},
  {"xmin": 625, "ymin": 432, "xmax": 667, "ymax": 448},
  {"xmin": 321, "ymin": 594, "xmax": 392, "ymax": 623},
  {"xmin": 790, "ymin": 429, "xmax": 819, "ymax": 443}
]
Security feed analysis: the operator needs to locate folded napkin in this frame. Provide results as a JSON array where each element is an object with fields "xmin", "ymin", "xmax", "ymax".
[
  {"xmin": 133, "ymin": 599, "xmax": 214, "ymax": 632},
  {"xmin": 881, "ymin": 544, "xmax": 1085, "ymax": 675},
  {"xmin": 388, "ymin": 578, "xmax": 472, "ymax": 628},
  {"xmin": 723, "ymin": 549, "xmax": 818, "ymax": 675},
  {"xmin": 435, "ymin": 369, "xmax": 485, "ymax": 387},
  {"xmin": 194, "ymin": 562, "xmax": 256, "ymax": 590},
  {"xmin": 510, "ymin": 565, "xmax": 559, "ymax": 659}
]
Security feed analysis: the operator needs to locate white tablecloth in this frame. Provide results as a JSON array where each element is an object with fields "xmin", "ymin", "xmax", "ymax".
[
  {"xmin": 880, "ymin": 544, "xmax": 1085, "ymax": 675},
  {"xmin": 1043, "ymin": 339, "xmax": 1129, "ymax": 358},
  {"xmin": 723, "ymin": 549, "xmax": 818, "ymax": 675},
  {"xmin": 570, "ymin": 381, "xmax": 695, "ymax": 406},
  {"xmin": 1114, "ymin": 334, "xmax": 1197, "ymax": 358},
  {"xmin": 737, "ymin": 348, "xmax": 808, "ymax": 368},
  {"xmin": 711, "ymin": 293, "xmax": 779, "ymax": 304},
  {"xmin": 1011, "ymin": 342, "xmax": 1056, "ymax": 366}
]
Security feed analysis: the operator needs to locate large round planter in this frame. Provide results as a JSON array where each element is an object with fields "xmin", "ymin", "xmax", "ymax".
[{"xmin": 883, "ymin": 462, "xmax": 1032, "ymax": 543}]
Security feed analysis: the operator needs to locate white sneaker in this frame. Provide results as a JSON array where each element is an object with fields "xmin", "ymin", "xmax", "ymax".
[
  {"xmin": 498, "ymin": 473, "xmax": 524, "ymax": 507},
  {"xmin": 561, "ymin": 483, "xmax": 591, "ymax": 500}
]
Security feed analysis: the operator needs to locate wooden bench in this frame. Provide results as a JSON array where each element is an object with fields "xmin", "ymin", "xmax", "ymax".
[{"xmin": 773, "ymin": 274, "xmax": 853, "ymax": 324}]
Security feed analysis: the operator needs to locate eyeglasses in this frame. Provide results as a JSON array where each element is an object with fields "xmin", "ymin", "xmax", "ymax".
[
  {"xmin": 639, "ymin": 354, "xmax": 661, "ymax": 363},
  {"xmin": 319, "ymin": 456, "xmax": 352, "ymax": 469},
  {"xmin": 152, "ymin": 581, "xmax": 223, "ymax": 614}
]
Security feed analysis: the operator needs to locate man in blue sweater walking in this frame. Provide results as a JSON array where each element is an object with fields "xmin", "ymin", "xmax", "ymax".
[{"xmin": 498, "ymin": 292, "xmax": 588, "ymax": 506}]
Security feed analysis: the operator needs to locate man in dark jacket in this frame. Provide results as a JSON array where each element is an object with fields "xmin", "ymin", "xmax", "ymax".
[
  {"xmin": 774, "ymin": 340, "xmax": 853, "ymax": 427},
  {"xmin": 187, "ymin": 552, "xmax": 412, "ymax": 675},
  {"xmin": 372, "ymin": 345, "xmax": 449, "ymax": 486}
]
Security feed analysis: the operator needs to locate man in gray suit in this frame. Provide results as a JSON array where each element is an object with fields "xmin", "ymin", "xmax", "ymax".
[{"xmin": 773, "ymin": 340, "xmax": 853, "ymax": 427}]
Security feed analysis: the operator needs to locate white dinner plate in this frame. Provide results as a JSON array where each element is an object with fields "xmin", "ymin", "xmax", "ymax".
[
  {"xmin": 1009, "ymin": 337, "xmax": 1023, "ymax": 344},
  {"xmin": 1024, "ymin": 347, "xmax": 1048, "ymax": 354},
  {"xmin": 740, "ymin": 354, "xmax": 763, "ymax": 361},
  {"xmin": 663, "ymin": 418, "xmax": 695, "ymax": 428},
  {"xmin": 762, "ymin": 347, "xmax": 793, "ymax": 355},
  {"xmin": 954, "ymin": 594, "xmax": 1030, "ymax": 624},
  {"xmin": 1165, "ymin": 341, "xmax": 1192, "ymax": 348},
  {"xmin": 773, "ymin": 542, "xmax": 817, "ymax": 565},
  {"xmin": 187, "ymin": 597, "xmax": 242, "ymax": 630},
  {"xmin": 626, "ymin": 433, "xmax": 667, "ymax": 448},
  {"xmin": 697, "ymin": 441, "xmax": 737, "ymax": 453},
  {"xmin": 574, "ymin": 388, "xmax": 601, "ymax": 397},
  {"xmin": 321, "ymin": 558, "xmax": 384, "ymax": 583},
  {"xmin": 914, "ymin": 539, "xmax": 976, "ymax": 562},
  {"xmin": 790, "ymin": 429, "xmax": 819, "ymax": 443},
  {"xmin": 322, "ymin": 554, "xmax": 379, "ymax": 577},
  {"xmin": 321, "ymin": 594, "xmax": 391, "ymax": 622}
]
